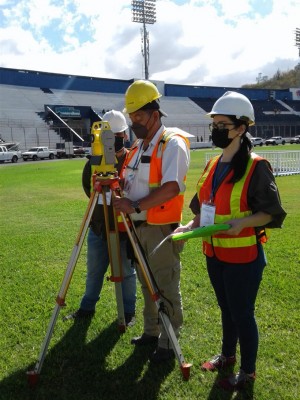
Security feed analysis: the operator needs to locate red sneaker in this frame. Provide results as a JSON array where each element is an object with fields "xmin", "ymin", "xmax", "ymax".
[
  {"xmin": 201, "ymin": 354, "xmax": 236, "ymax": 371},
  {"xmin": 218, "ymin": 369, "xmax": 256, "ymax": 391}
]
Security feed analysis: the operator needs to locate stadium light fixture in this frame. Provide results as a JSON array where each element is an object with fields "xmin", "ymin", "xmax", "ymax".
[
  {"xmin": 131, "ymin": 0, "xmax": 156, "ymax": 80},
  {"xmin": 295, "ymin": 28, "xmax": 300, "ymax": 56}
]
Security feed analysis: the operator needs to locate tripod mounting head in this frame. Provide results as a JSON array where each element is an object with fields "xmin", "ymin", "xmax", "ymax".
[{"xmin": 90, "ymin": 121, "xmax": 117, "ymax": 176}]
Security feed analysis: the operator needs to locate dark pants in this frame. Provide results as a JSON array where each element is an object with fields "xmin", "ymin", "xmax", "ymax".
[{"xmin": 206, "ymin": 245, "xmax": 266, "ymax": 373}]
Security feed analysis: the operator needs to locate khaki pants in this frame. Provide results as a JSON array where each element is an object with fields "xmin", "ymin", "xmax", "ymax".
[{"xmin": 134, "ymin": 223, "xmax": 183, "ymax": 349}]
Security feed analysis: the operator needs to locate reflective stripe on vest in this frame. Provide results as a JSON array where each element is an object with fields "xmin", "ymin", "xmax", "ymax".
[
  {"xmin": 196, "ymin": 153, "xmax": 266, "ymax": 263},
  {"xmin": 124, "ymin": 129, "xmax": 189, "ymax": 225}
]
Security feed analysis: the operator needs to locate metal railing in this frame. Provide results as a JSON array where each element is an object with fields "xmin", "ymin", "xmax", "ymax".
[
  {"xmin": 0, "ymin": 126, "xmax": 89, "ymax": 150},
  {"xmin": 205, "ymin": 151, "xmax": 300, "ymax": 176}
]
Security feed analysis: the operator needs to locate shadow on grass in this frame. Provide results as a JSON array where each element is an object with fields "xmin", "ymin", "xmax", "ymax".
[
  {"xmin": 206, "ymin": 366, "xmax": 254, "ymax": 400},
  {"xmin": 0, "ymin": 318, "xmax": 175, "ymax": 400}
]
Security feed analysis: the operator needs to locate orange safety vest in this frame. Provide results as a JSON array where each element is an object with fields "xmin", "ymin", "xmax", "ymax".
[
  {"xmin": 122, "ymin": 129, "xmax": 190, "ymax": 225},
  {"xmin": 196, "ymin": 153, "xmax": 269, "ymax": 263}
]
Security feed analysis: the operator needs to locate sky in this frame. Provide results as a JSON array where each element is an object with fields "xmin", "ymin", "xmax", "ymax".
[{"xmin": 0, "ymin": 0, "xmax": 299, "ymax": 88}]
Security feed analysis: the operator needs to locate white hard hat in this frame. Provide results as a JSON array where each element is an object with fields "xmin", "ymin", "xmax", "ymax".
[
  {"xmin": 207, "ymin": 91, "xmax": 255, "ymax": 125},
  {"xmin": 102, "ymin": 110, "xmax": 128, "ymax": 133}
]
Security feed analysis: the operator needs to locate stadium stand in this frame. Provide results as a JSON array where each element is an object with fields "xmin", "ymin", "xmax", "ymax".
[
  {"xmin": 0, "ymin": 67, "xmax": 299, "ymax": 150},
  {"xmin": 282, "ymin": 99, "xmax": 300, "ymax": 111}
]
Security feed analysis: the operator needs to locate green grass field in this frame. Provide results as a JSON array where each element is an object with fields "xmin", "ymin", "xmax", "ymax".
[{"xmin": 0, "ymin": 148, "xmax": 299, "ymax": 400}]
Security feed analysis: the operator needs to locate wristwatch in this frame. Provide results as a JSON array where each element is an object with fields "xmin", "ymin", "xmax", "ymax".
[{"xmin": 131, "ymin": 200, "xmax": 141, "ymax": 214}]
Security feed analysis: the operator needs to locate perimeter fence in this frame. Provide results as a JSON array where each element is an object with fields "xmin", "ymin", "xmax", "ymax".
[{"xmin": 205, "ymin": 151, "xmax": 300, "ymax": 176}]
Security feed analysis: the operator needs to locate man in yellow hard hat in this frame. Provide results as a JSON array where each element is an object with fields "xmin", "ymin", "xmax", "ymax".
[{"xmin": 113, "ymin": 80, "xmax": 191, "ymax": 363}]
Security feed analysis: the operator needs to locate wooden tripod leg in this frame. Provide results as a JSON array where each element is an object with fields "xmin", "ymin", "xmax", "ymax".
[
  {"xmin": 27, "ymin": 190, "xmax": 100, "ymax": 386},
  {"xmin": 119, "ymin": 212, "xmax": 192, "ymax": 380},
  {"xmin": 101, "ymin": 185, "xmax": 125, "ymax": 332}
]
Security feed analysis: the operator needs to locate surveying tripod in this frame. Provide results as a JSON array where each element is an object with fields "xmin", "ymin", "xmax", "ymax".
[{"xmin": 27, "ymin": 121, "xmax": 191, "ymax": 386}]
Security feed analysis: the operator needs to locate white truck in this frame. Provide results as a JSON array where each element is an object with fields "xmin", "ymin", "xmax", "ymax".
[
  {"xmin": 22, "ymin": 147, "xmax": 57, "ymax": 161},
  {"xmin": 0, "ymin": 145, "xmax": 22, "ymax": 163},
  {"xmin": 265, "ymin": 136, "xmax": 286, "ymax": 146}
]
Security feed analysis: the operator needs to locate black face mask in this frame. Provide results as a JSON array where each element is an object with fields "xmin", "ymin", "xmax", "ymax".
[
  {"xmin": 130, "ymin": 123, "xmax": 148, "ymax": 139},
  {"xmin": 211, "ymin": 128, "xmax": 234, "ymax": 149},
  {"xmin": 114, "ymin": 136, "xmax": 125, "ymax": 152},
  {"xmin": 130, "ymin": 112, "xmax": 153, "ymax": 139}
]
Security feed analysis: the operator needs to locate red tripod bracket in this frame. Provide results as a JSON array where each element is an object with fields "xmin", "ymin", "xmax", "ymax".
[
  {"xmin": 26, "ymin": 370, "xmax": 39, "ymax": 388},
  {"xmin": 56, "ymin": 296, "xmax": 66, "ymax": 307},
  {"xmin": 151, "ymin": 292, "xmax": 159, "ymax": 301},
  {"xmin": 108, "ymin": 276, "xmax": 123, "ymax": 282},
  {"xmin": 180, "ymin": 363, "xmax": 192, "ymax": 381}
]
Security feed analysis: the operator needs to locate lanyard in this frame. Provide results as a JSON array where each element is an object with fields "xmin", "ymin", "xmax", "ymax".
[
  {"xmin": 210, "ymin": 159, "xmax": 230, "ymax": 201},
  {"xmin": 129, "ymin": 142, "xmax": 148, "ymax": 171}
]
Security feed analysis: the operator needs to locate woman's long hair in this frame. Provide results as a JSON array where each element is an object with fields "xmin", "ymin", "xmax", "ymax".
[{"xmin": 227, "ymin": 116, "xmax": 253, "ymax": 183}]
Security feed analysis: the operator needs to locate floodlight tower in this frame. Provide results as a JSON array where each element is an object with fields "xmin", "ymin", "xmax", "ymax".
[
  {"xmin": 131, "ymin": 0, "xmax": 156, "ymax": 80},
  {"xmin": 295, "ymin": 28, "xmax": 300, "ymax": 56}
]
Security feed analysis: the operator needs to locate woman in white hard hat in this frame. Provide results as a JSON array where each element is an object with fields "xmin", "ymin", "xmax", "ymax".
[{"xmin": 177, "ymin": 91, "xmax": 286, "ymax": 391}]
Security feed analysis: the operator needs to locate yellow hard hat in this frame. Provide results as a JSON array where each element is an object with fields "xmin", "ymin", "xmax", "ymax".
[{"xmin": 123, "ymin": 80, "xmax": 162, "ymax": 114}]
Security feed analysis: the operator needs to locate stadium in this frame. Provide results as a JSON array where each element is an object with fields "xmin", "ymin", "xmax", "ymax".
[
  {"xmin": 0, "ymin": 66, "xmax": 300, "ymax": 152},
  {"xmin": 0, "ymin": 70, "xmax": 299, "ymax": 400},
  {"xmin": 1, "ymin": 0, "xmax": 299, "ymax": 397}
]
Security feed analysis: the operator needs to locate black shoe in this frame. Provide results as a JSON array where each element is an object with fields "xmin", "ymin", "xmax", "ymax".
[
  {"xmin": 149, "ymin": 347, "xmax": 175, "ymax": 364},
  {"xmin": 131, "ymin": 333, "xmax": 158, "ymax": 346},
  {"xmin": 64, "ymin": 308, "xmax": 95, "ymax": 320},
  {"xmin": 125, "ymin": 313, "xmax": 136, "ymax": 327}
]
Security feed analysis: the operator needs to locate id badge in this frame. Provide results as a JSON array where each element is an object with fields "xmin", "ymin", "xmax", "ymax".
[
  {"xmin": 123, "ymin": 170, "xmax": 136, "ymax": 196},
  {"xmin": 98, "ymin": 190, "xmax": 112, "ymax": 206},
  {"xmin": 200, "ymin": 202, "xmax": 216, "ymax": 227}
]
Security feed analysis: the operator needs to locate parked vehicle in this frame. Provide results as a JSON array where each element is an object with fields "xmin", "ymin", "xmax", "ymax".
[
  {"xmin": 55, "ymin": 149, "xmax": 68, "ymax": 158},
  {"xmin": 265, "ymin": 136, "xmax": 286, "ymax": 146},
  {"xmin": 22, "ymin": 147, "xmax": 57, "ymax": 161},
  {"xmin": 55, "ymin": 145, "xmax": 86, "ymax": 158},
  {"xmin": 73, "ymin": 146, "xmax": 86, "ymax": 157},
  {"xmin": 0, "ymin": 145, "xmax": 22, "ymax": 163},
  {"xmin": 290, "ymin": 135, "xmax": 300, "ymax": 144},
  {"xmin": 250, "ymin": 137, "xmax": 264, "ymax": 146}
]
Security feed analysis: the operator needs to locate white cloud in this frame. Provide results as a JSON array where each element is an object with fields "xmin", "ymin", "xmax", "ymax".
[{"xmin": 0, "ymin": 0, "xmax": 299, "ymax": 87}]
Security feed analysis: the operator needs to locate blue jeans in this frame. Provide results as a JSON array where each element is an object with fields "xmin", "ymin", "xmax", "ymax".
[
  {"xmin": 80, "ymin": 228, "xmax": 136, "ymax": 314},
  {"xmin": 206, "ymin": 244, "xmax": 266, "ymax": 373}
]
